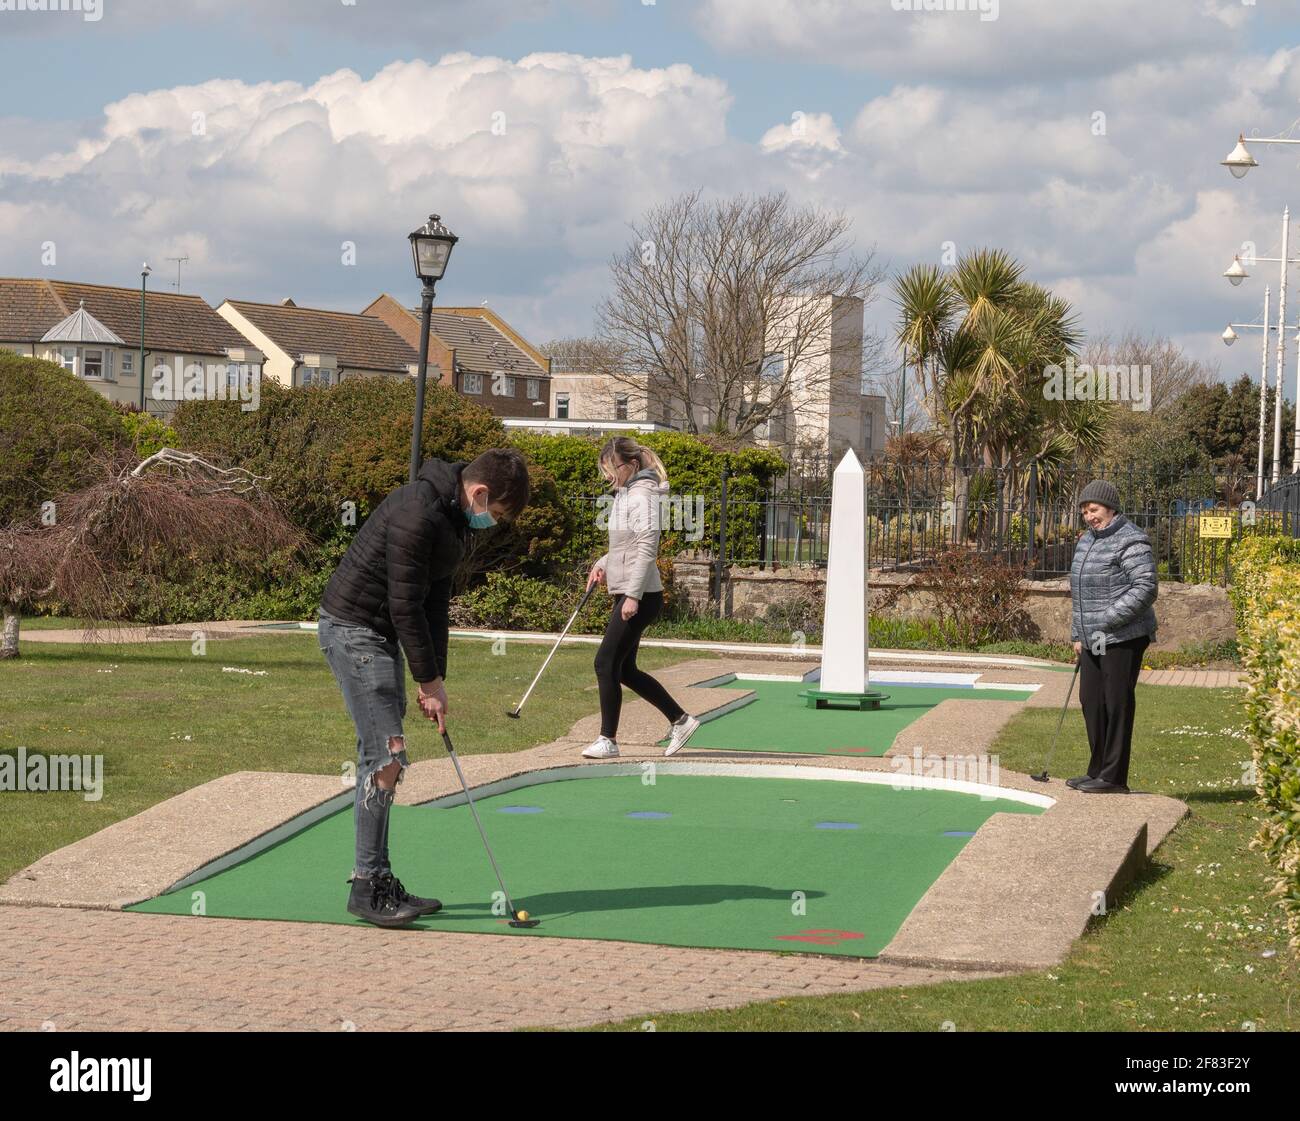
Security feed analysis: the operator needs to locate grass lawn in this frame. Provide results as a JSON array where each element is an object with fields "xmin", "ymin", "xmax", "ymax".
[
  {"xmin": 3, "ymin": 630, "xmax": 1290, "ymax": 1032},
  {"xmin": 574, "ymin": 684, "xmax": 1296, "ymax": 1031},
  {"xmin": 0, "ymin": 632, "xmax": 680, "ymax": 883}
]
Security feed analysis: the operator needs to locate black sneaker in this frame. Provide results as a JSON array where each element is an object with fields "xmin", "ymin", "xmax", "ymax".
[
  {"xmin": 1076, "ymin": 777, "xmax": 1130, "ymax": 794},
  {"xmin": 1065, "ymin": 775, "xmax": 1093, "ymax": 789},
  {"xmin": 346, "ymin": 874, "xmax": 423, "ymax": 927},
  {"xmin": 381, "ymin": 873, "xmax": 442, "ymax": 916}
]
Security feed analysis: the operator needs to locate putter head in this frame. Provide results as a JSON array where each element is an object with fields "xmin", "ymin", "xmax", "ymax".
[
  {"xmin": 506, "ymin": 710, "xmax": 520, "ymax": 719},
  {"xmin": 509, "ymin": 917, "xmax": 540, "ymax": 928},
  {"xmin": 1030, "ymin": 771, "xmax": 1049, "ymax": 783}
]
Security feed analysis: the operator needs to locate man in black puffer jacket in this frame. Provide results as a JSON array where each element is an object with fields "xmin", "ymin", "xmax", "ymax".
[{"xmin": 318, "ymin": 449, "xmax": 530, "ymax": 927}]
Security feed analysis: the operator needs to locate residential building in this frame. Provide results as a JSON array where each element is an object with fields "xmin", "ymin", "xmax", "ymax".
[
  {"xmin": 216, "ymin": 298, "xmax": 419, "ymax": 387},
  {"xmin": 0, "ymin": 277, "xmax": 262, "ymax": 416},
  {"xmin": 362, "ymin": 295, "xmax": 551, "ymax": 418}
]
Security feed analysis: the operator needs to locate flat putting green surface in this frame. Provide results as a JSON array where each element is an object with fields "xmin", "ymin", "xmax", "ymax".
[
  {"xmin": 673, "ymin": 679, "xmax": 1035, "ymax": 757},
  {"xmin": 128, "ymin": 772, "xmax": 1041, "ymax": 957}
]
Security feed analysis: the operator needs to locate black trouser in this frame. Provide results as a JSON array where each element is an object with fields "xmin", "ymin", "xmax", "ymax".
[
  {"xmin": 1078, "ymin": 634, "xmax": 1149, "ymax": 787},
  {"xmin": 595, "ymin": 591, "xmax": 685, "ymax": 738}
]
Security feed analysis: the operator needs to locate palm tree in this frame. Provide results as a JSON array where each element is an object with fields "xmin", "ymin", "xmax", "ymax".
[{"xmin": 893, "ymin": 249, "xmax": 1104, "ymax": 549}]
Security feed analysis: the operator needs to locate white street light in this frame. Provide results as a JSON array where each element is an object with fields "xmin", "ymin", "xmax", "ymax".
[
  {"xmin": 1221, "ymin": 135, "xmax": 1258, "ymax": 179},
  {"xmin": 1221, "ymin": 131, "xmax": 1300, "ymax": 180},
  {"xmin": 1224, "ymin": 256, "xmax": 1249, "ymax": 286},
  {"xmin": 1222, "ymin": 326, "xmax": 1239, "ymax": 346}
]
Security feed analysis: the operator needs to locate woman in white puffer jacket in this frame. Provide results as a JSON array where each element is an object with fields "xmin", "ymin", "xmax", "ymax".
[{"xmin": 582, "ymin": 437, "xmax": 699, "ymax": 758}]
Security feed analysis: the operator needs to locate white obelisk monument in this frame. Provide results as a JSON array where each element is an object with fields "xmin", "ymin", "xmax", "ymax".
[{"xmin": 801, "ymin": 448, "xmax": 886, "ymax": 709}]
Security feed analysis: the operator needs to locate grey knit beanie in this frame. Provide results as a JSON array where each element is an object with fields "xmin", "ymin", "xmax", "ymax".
[{"xmin": 1078, "ymin": 479, "xmax": 1121, "ymax": 513}]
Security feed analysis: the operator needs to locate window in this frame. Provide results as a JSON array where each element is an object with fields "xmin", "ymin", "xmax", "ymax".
[
  {"xmin": 761, "ymin": 352, "xmax": 785, "ymax": 383},
  {"xmin": 300, "ymin": 366, "xmax": 334, "ymax": 388},
  {"xmin": 556, "ymin": 393, "xmax": 570, "ymax": 419},
  {"xmin": 526, "ymin": 378, "xmax": 540, "ymax": 401},
  {"xmin": 463, "ymin": 372, "xmax": 483, "ymax": 394},
  {"xmin": 862, "ymin": 410, "xmax": 873, "ymax": 451},
  {"xmin": 492, "ymin": 372, "xmax": 515, "ymax": 397},
  {"xmin": 615, "ymin": 394, "xmax": 628, "ymax": 421},
  {"xmin": 82, "ymin": 350, "xmax": 104, "ymax": 378},
  {"xmin": 121, "ymin": 352, "xmax": 134, "ymax": 377},
  {"xmin": 57, "ymin": 347, "xmax": 77, "ymax": 374}
]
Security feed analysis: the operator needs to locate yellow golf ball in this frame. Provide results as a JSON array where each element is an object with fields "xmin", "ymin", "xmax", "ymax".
[{"xmin": 517, "ymin": 910, "xmax": 530, "ymax": 922}]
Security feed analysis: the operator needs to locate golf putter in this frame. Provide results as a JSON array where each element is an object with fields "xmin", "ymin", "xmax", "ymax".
[
  {"xmin": 1031, "ymin": 660, "xmax": 1081, "ymax": 782},
  {"xmin": 507, "ymin": 580, "xmax": 597, "ymax": 719},
  {"xmin": 439, "ymin": 728, "xmax": 540, "ymax": 928}
]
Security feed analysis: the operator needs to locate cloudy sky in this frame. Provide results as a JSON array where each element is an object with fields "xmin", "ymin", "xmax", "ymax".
[{"xmin": 1, "ymin": 0, "xmax": 1298, "ymax": 392}]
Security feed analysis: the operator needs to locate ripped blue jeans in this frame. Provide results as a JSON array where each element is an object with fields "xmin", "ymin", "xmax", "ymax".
[{"xmin": 318, "ymin": 610, "xmax": 409, "ymax": 879}]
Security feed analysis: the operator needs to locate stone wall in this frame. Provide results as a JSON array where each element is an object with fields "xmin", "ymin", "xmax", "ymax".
[{"xmin": 671, "ymin": 559, "xmax": 1235, "ymax": 651}]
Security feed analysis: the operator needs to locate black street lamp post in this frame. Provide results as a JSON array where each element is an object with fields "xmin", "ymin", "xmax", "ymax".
[
  {"xmin": 138, "ymin": 262, "xmax": 151, "ymax": 412},
  {"xmin": 407, "ymin": 214, "xmax": 459, "ymax": 483}
]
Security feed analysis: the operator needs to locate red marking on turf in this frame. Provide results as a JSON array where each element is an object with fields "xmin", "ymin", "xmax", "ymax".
[{"xmin": 776, "ymin": 928, "xmax": 866, "ymax": 946}]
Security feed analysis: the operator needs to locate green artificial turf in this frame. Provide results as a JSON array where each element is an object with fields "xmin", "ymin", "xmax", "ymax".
[
  {"xmin": 127, "ymin": 772, "xmax": 1041, "ymax": 957},
  {"xmin": 675, "ymin": 679, "xmax": 1035, "ymax": 756},
  {"xmin": 0, "ymin": 634, "xmax": 681, "ymax": 883}
]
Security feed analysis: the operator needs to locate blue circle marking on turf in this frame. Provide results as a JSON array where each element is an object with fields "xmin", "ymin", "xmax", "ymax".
[
  {"xmin": 815, "ymin": 821, "xmax": 860, "ymax": 830},
  {"xmin": 942, "ymin": 830, "xmax": 976, "ymax": 837},
  {"xmin": 626, "ymin": 811, "xmax": 671, "ymax": 820},
  {"xmin": 499, "ymin": 806, "xmax": 544, "ymax": 814}
]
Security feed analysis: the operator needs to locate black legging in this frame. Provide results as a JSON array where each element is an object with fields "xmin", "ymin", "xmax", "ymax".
[{"xmin": 594, "ymin": 592, "xmax": 685, "ymax": 738}]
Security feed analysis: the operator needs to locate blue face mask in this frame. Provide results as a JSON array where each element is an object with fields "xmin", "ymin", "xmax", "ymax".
[{"xmin": 464, "ymin": 494, "xmax": 496, "ymax": 529}]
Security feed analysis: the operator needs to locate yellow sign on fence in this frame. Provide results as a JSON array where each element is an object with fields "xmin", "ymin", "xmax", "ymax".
[{"xmin": 1199, "ymin": 515, "xmax": 1233, "ymax": 539}]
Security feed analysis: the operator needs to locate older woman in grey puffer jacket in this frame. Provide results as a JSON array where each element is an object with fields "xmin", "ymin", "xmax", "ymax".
[{"xmin": 1066, "ymin": 479, "xmax": 1157, "ymax": 794}]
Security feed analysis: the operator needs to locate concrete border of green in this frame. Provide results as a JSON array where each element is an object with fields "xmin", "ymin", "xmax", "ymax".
[{"xmin": 0, "ymin": 652, "xmax": 1189, "ymax": 971}]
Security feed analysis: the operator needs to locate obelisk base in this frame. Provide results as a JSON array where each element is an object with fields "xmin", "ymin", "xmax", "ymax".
[{"xmin": 797, "ymin": 689, "xmax": 890, "ymax": 711}]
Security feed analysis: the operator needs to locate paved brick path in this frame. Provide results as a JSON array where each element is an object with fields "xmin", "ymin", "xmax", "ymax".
[
  {"xmin": 1138, "ymin": 668, "xmax": 1242, "ymax": 687},
  {"xmin": 0, "ymin": 905, "xmax": 982, "ymax": 1032}
]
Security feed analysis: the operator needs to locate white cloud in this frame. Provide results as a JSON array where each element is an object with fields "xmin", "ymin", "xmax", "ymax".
[
  {"xmin": 0, "ymin": 0, "xmax": 559, "ymax": 41},
  {"xmin": 696, "ymin": 0, "xmax": 1249, "ymax": 82},
  {"xmin": 0, "ymin": 51, "xmax": 742, "ymax": 323},
  {"xmin": 3, "ymin": 15, "xmax": 1299, "ymax": 376}
]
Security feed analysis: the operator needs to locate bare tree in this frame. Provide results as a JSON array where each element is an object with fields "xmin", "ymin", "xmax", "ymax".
[
  {"xmin": 538, "ymin": 336, "xmax": 649, "ymax": 420},
  {"xmin": 597, "ymin": 190, "xmax": 884, "ymax": 442},
  {"xmin": 867, "ymin": 355, "xmax": 924, "ymax": 437},
  {"xmin": 1084, "ymin": 330, "xmax": 1218, "ymax": 413},
  {"xmin": 0, "ymin": 448, "xmax": 302, "ymax": 658}
]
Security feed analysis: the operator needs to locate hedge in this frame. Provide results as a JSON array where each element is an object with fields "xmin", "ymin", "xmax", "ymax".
[
  {"xmin": 1229, "ymin": 533, "xmax": 1300, "ymax": 632},
  {"xmin": 1235, "ymin": 541, "xmax": 1300, "ymax": 951},
  {"xmin": 0, "ymin": 353, "xmax": 127, "ymax": 524}
]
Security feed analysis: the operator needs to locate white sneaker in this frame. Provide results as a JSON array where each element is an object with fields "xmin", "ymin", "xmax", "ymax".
[
  {"xmin": 582, "ymin": 736, "xmax": 620, "ymax": 759},
  {"xmin": 663, "ymin": 714, "xmax": 700, "ymax": 757}
]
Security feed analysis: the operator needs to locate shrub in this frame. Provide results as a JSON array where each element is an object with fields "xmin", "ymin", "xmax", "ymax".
[
  {"xmin": 452, "ymin": 572, "xmax": 608, "ymax": 633},
  {"xmin": 1238, "ymin": 563, "xmax": 1300, "ymax": 951},
  {"xmin": 0, "ymin": 353, "xmax": 126, "ymax": 524},
  {"xmin": 1230, "ymin": 533, "xmax": 1300, "ymax": 632},
  {"xmin": 116, "ymin": 406, "xmax": 177, "ymax": 458},
  {"xmin": 173, "ymin": 378, "xmax": 507, "ymax": 540},
  {"xmin": 925, "ymin": 548, "xmax": 1032, "ymax": 647}
]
